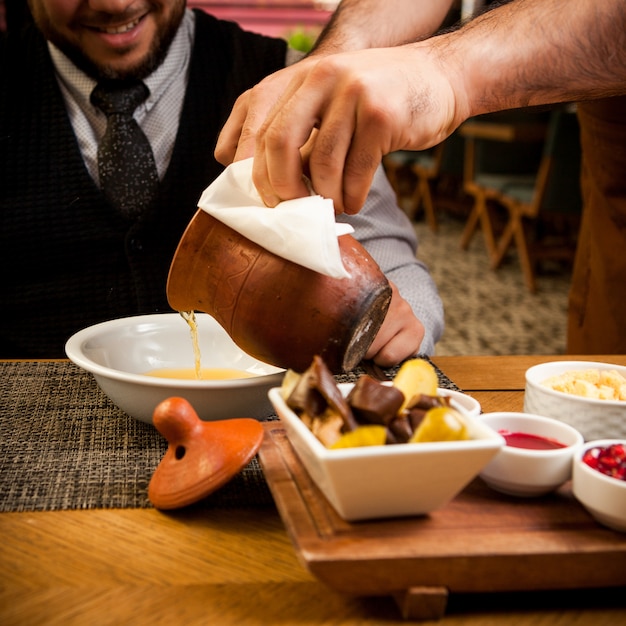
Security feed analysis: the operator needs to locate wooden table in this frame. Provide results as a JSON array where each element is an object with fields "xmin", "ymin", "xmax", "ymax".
[{"xmin": 2, "ymin": 355, "xmax": 625, "ymax": 625}]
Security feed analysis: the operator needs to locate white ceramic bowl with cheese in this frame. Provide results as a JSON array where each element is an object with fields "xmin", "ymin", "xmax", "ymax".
[{"xmin": 524, "ymin": 361, "xmax": 626, "ymax": 440}]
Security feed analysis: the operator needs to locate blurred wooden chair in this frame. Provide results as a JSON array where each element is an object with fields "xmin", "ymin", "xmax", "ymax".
[
  {"xmin": 459, "ymin": 110, "xmax": 548, "ymax": 260},
  {"xmin": 489, "ymin": 109, "xmax": 582, "ymax": 292},
  {"xmin": 383, "ymin": 144, "xmax": 446, "ymax": 231}
]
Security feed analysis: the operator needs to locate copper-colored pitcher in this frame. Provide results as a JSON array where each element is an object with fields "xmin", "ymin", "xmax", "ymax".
[{"xmin": 167, "ymin": 209, "xmax": 391, "ymax": 373}]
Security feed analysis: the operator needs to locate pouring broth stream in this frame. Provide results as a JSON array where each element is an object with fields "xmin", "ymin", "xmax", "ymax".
[{"xmin": 143, "ymin": 311, "xmax": 254, "ymax": 380}]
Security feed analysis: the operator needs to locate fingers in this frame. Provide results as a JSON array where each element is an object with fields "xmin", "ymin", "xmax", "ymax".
[
  {"xmin": 253, "ymin": 57, "xmax": 383, "ymax": 212},
  {"xmin": 366, "ymin": 321, "xmax": 423, "ymax": 367},
  {"xmin": 215, "ymin": 65, "xmax": 312, "ymax": 166},
  {"xmin": 220, "ymin": 45, "xmax": 458, "ymax": 212},
  {"xmin": 304, "ymin": 87, "xmax": 376, "ymax": 214},
  {"xmin": 251, "ymin": 112, "xmax": 312, "ymax": 207},
  {"xmin": 252, "ymin": 68, "xmax": 331, "ymax": 206},
  {"xmin": 330, "ymin": 91, "xmax": 388, "ymax": 214},
  {"xmin": 365, "ymin": 285, "xmax": 425, "ymax": 366},
  {"xmin": 215, "ymin": 91, "xmax": 252, "ymax": 164}
]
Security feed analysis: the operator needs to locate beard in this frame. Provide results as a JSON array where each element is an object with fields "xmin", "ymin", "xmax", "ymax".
[{"xmin": 29, "ymin": 0, "xmax": 186, "ymax": 82}]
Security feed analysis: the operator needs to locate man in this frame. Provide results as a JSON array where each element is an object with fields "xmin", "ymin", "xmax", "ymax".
[
  {"xmin": 217, "ymin": 0, "xmax": 626, "ymax": 354},
  {"xmin": 0, "ymin": 0, "xmax": 443, "ymax": 364}
]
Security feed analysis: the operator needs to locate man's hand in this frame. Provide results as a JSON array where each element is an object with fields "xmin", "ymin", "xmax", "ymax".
[
  {"xmin": 365, "ymin": 281, "xmax": 425, "ymax": 367},
  {"xmin": 250, "ymin": 44, "xmax": 460, "ymax": 213},
  {"xmin": 215, "ymin": 0, "xmax": 455, "ymax": 175},
  {"xmin": 215, "ymin": 58, "xmax": 320, "ymax": 166}
]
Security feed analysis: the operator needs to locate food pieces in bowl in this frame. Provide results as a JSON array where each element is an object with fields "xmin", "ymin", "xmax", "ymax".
[
  {"xmin": 331, "ymin": 425, "xmax": 387, "ymax": 449},
  {"xmin": 281, "ymin": 356, "xmax": 469, "ymax": 448},
  {"xmin": 348, "ymin": 374, "xmax": 404, "ymax": 425},
  {"xmin": 392, "ymin": 358, "xmax": 439, "ymax": 411},
  {"xmin": 542, "ymin": 368, "xmax": 626, "ymax": 401},
  {"xmin": 583, "ymin": 443, "xmax": 626, "ymax": 481},
  {"xmin": 410, "ymin": 406, "xmax": 468, "ymax": 443}
]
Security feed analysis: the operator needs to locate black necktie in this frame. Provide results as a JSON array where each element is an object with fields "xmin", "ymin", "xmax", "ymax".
[{"xmin": 91, "ymin": 80, "xmax": 159, "ymax": 219}]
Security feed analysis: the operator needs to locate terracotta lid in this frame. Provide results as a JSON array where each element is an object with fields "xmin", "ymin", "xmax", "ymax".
[{"xmin": 148, "ymin": 397, "xmax": 265, "ymax": 509}]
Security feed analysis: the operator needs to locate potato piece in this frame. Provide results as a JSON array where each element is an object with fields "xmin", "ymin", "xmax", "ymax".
[
  {"xmin": 409, "ymin": 407, "xmax": 469, "ymax": 443},
  {"xmin": 310, "ymin": 412, "xmax": 345, "ymax": 448},
  {"xmin": 280, "ymin": 369, "xmax": 301, "ymax": 400},
  {"xmin": 330, "ymin": 425, "xmax": 387, "ymax": 449},
  {"xmin": 393, "ymin": 359, "xmax": 439, "ymax": 412}
]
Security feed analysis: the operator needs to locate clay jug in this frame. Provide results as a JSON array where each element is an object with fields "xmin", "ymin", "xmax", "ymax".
[{"xmin": 167, "ymin": 209, "xmax": 391, "ymax": 373}]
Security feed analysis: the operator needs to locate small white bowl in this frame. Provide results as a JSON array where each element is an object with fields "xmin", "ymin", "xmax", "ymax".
[
  {"xmin": 66, "ymin": 313, "xmax": 284, "ymax": 423},
  {"xmin": 269, "ymin": 383, "xmax": 503, "ymax": 521},
  {"xmin": 524, "ymin": 361, "xmax": 626, "ymax": 440},
  {"xmin": 572, "ymin": 439, "xmax": 626, "ymax": 533},
  {"xmin": 478, "ymin": 412, "xmax": 584, "ymax": 497}
]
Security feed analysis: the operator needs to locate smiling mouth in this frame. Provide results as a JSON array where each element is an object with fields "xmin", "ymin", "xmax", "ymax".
[{"xmin": 95, "ymin": 18, "xmax": 141, "ymax": 35}]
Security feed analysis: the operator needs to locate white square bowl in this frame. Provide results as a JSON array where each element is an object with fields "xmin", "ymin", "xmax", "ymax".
[{"xmin": 268, "ymin": 383, "xmax": 504, "ymax": 521}]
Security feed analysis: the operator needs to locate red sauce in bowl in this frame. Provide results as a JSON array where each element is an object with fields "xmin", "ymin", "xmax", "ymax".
[{"xmin": 498, "ymin": 430, "xmax": 566, "ymax": 450}]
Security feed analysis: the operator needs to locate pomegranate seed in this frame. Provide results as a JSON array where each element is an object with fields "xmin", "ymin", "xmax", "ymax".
[{"xmin": 583, "ymin": 444, "xmax": 626, "ymax": 481}]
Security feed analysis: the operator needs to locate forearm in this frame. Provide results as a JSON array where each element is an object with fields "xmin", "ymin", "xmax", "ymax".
[
  {"xmin": 431, "ymin": 0, "xmax": 626, "ymax": 120},
  {"xmin": 312, "ymin": 0, "xmax": 455, "ymax": 54}
]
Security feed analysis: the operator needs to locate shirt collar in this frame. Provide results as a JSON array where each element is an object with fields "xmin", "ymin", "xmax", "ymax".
[{"xmin": 49, "ymin": 9, "xmax": 195, "ymax": 111}]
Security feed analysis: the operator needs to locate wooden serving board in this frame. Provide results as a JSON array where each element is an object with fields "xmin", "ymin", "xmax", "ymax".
[{"xmin": 257, "ymin": 422, "xmax": 626, "ymax": 621}]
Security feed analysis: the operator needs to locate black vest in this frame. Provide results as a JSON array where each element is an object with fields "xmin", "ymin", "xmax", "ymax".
[{"xmin": 0, "ymin": 10, "xmax": 286, "ymax": 356}]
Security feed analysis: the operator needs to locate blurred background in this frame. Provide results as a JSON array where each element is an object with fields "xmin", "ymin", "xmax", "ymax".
[{"xmin": 2, "ymin": 0, "xmax": 576, "ymax": 357}]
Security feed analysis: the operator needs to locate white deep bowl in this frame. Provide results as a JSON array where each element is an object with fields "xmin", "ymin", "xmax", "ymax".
[
  {"xmin": 572, "ymin": 439, "xmax": 626, "ymax": 533},
  {"xmin": 524, "ymin": 361, "xmax": 626, "ymax": 440},
  {"xmin": 65, "ymin": 313, "xmax": 284, "ymax": 423},
  {"xmin": 269, "ymin": 383, "xmax": 503, "ymax": 521},
  {"xmin": 478, "ymin": 412, "xmax": 584, "ymax": 497}
]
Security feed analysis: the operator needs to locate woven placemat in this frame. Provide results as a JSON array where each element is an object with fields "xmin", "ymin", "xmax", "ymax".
[{"xmin": 0, "ymin": 358, "xmax": 459, "ymax": 512}]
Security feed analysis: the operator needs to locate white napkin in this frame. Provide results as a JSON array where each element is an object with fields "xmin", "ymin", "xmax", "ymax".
[{"xmin": 197, "ymin": 158, "xmax": 353, "ymax": 278}]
